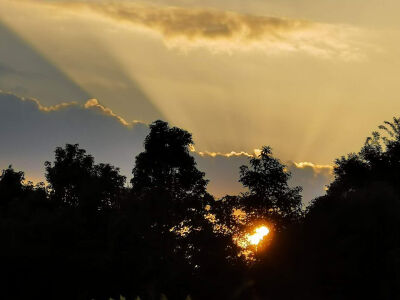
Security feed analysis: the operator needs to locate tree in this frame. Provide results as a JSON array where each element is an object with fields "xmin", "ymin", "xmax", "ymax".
[
  {"xmin": 303, "ymin": 117, "xmax": 400, "ymax": 299},
  {"xmin": 129, "ymin": 121, "xmax": 228, "ymax": 297},
  {"xmin": 239, "ymin": 146, "xmax": 302, "ymax": 229},
  {"xmin": 131, "ymin": 120, "xmax": 209, "ymax": 228},
  {"xmin": 132, "ymin": 120, "xmax": 208, "ymax": 198},
  {"xmin": 45, "ymin": 144, "xmax": 126, "ymax": 212},
  {"xmin": 327, "ymin": 117, "xmax": 400, "ymax": 197},
  {"xmin": 0, "ymin": 165, "xmax": 24, "ymax": 207}
]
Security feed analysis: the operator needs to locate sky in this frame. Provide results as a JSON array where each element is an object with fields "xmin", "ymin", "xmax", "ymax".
[{"xmin": 1, "ymin": 0, "xmax": 399, "ymax": 203}]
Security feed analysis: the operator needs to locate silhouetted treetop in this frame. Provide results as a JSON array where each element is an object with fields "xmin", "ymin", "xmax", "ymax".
[
  {"xmin": 304, "ymin": 117, "xmax": 400, "ymax": 299},
  {"xmin": 45, "ymin": 144, "xmax": 126, "ymax": 212},
  {"xmin": 131, "ymin": 120, "xmax": 208, "ymax": 199},
  {"xmin": 328, "ymin": 116, "xmax": 400, "ymax": 196},
  {"xmin": 239, "ymin": 146, "xmax": 302, "ymax": 228},
  {"xmin": 0, "ymin": 165, "xmax": 24, "ymax": 205}
]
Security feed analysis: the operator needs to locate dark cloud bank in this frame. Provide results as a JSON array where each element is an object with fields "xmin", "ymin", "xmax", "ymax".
[{"xmin": 0, "ymin": 91, "xmax": 332, "ymax": 205}]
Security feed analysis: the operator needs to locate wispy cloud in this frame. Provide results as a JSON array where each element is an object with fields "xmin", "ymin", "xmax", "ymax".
[{"xmin": 32, "ymin": 1, "xmax": 365, "ymax": 59}]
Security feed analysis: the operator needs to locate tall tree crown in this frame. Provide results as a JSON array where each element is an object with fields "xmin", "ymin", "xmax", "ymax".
[
  {"xmin": 131, "ymin": 120, "xmax": 208, "ymax": 199},
  {"xmin": 239, "ymin": 146, "xmax": 302, "ymax": 227}
]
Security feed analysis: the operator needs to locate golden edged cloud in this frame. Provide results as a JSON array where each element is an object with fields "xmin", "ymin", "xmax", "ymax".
[
  {"xmin": 197, "ymin": 151, "xmax": 255, "ymax": 158},
  {"xmin": 84, "ymin": 99, "xmax": 132, "ymax": 127},
  {"xmin": 32, "ymin": 99, "xmax": 77, "ymax": 112},
  {"xmin": 80, "ymin": 99, "xmax": 146, "ymax": 127},
  {"xmin": 0, "ymin": 90, "xmax": 77, "ymax": 112},
  {"xmin": 4, "ymin": 90, "xmax": 144, "ymax": 128},
  {"xmin": 293, "ymin": 161, "xmax": 334, "ymax": 176},
  {"xmin": 30, "ymin": 1, "xmax": 365, "ymax": 59},
  {"xmin": 190, "ymin": 145, "xmax": 257, "ymax": 158}
]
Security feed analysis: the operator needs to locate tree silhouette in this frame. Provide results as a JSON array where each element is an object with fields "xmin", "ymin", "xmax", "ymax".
[
  {"xmin": 131, "ymin": 120, "xmax": 209, "ymax": 230},
  {"xmin": 239, "ymin": 146, "xmax": 302, "ymax": 230},
  {"xmin": 325, "ymin": 117, "xmax": 400, "ymax": 198},
  {"xmin": 0, "ymin": 165, "xmax": 24, "ymax": 207},
  {"xmin": 132, "ymin": 120, "xmax": 208, "ymax": 198},
  {"xmin": 45, "ymin": 144, "xmax": 126, "ymax": 213},
  {"xmin": 128, "ymin": 121, "xmax": 218, "ymax": 298},
  {"xmin": 303, "ymin": 117, "xmax": 400, "ymax": 299}
]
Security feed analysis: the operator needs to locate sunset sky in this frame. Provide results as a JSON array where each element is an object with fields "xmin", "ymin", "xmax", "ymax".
[{"xmin": 1, "ymin": 0, "xmax": 399, "ymax": 203}]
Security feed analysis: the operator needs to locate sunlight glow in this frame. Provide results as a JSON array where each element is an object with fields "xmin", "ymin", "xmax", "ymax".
[
  {"xmin": 248, "ymin": 226, "xmax": 270, "ymax": 246},
  {"xmin": 235, "ymin": 225, "xmax": 270, "ymax": 249}
]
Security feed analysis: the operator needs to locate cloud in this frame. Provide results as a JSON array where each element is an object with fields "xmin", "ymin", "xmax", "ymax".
[
  {"xmin": 287, "ymin": 161, "xmax": 334, "ymax": 206},
  {"xmin": 31, "ymin": 98, "xmax": 78, "ymax": 112},
  {"xmin": 31, "ymin": 1, "xmax": 364, "ymax": 59},
  {"xmin": 84, "ymin": 98, "xmax": 144, "ymax": 127},
  {"xmin": 190, "ymin": 145, "xmax": 257, "ymax": 158},
  {"xmin": 292, "ymin": 161, "xmax": 333, "ymax": 175},
  {"xmin": 0, "ymin": 90, "xmax": 78, "ymax": 112},
  {"xmin": 1, "ymin": 90, "xmax": 143, "ymax": 126},
  {"xmin": 88, "ymin": 3, "xmax": 311, "ymax": 39}
]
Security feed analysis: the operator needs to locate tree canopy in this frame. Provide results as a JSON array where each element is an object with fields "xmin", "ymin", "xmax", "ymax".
[
  {"xmin": 302, "ymin": 117, "xmax": 400, "ymax": 299},
  {"xmin": 45, "ymin": 144, "xmax": 126, "ymax": 212},
  {"xmin": 131, "ymin": 120, "xmax": 208, "ymax": 199},
  {"xmin": 0, "ymin": 165, "xmax": 24, "ymax": 205},
  {"xmin": 131, "ymin": 120, "xmax": 210, "ymax": 232},
  {"xmin": 239, "ymin": 146, "xmax": 303, "ymax": 229}
]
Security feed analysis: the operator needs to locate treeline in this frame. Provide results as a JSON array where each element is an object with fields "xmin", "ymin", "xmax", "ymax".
[{"xmin": 1, "ymin": 118, "xmax": 400, "ymax": 299}]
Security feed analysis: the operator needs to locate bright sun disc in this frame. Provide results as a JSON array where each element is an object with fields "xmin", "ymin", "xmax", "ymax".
[{"xmin": 248, "ymin": 226, "xmax": 270, "ymax": 245}]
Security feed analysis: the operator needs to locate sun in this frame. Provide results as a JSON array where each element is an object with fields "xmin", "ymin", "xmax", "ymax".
[
  {"xmin": 235, "ymin": 225, "xmax": 270, "ymax": 249},
  {"xmin": 247, "ymin": 226, "xmax": 270, "ymax": 246}
]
